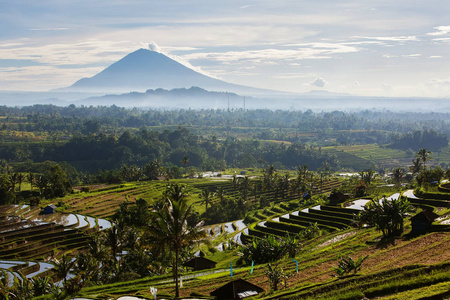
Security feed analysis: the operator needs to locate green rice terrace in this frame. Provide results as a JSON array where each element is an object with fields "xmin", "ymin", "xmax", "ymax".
[{"xmin": 1, "ymin": 173, "xmax": 450, "ymax": 299}]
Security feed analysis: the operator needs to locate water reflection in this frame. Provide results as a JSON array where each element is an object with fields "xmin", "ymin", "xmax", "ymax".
[
  {"xmin": 48, "ymin": 213, "xmax": 79, "ymax": 227},
  {"xmin": 76, "ymin": 214, "xmax": 89, "ymax": 228},
  {"xmin": 97, "ymin": 218, "xmax": 111, "ymax": 230},
  {"xmin": 234, "ymin": 220, "xmax": 246, "ymax": 231},
  {"xmin": 223, "ymin": 222, "xmax": 234, "ymax": 234},
  {"xmin": 26, "ymin": 262, "xmax": 54, "ymax": 279},
  {"xmin": 345, "ymin": 199, "xmax": 371, "ymax": 210}
]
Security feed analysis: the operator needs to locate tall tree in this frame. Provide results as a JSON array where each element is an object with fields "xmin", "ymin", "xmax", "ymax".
[
  {"xmin": 16, "ymin": 173, "xmax": 25, "ymax": 192},
  {"xmin": 392, "ymin": 168, "xmax": 405, "ymax": 186},
  {"xmin": 27, "ymin": 172, "xmax": 35, "ymax": 192},
  {"xmin": 53, "ymin": 254, "xmax": 74, "ymax": 286},
  {"xmin": 104, "ymin": 223, "xmax": 124, "ymax": 274},
  {"xmin": 147, "ymin": 184, "xmax": 205, "ymax": 298},
  {"xmin": 200, "ymin": 188, "xmax": 215, "ymax": 211},
  {"xmin": 35, "ymin": 175, "xmax": 48, "ymax": 198},
  {"xmin": 416, "ymin": 148, "xmax": 432, "ymax": 169},
  {"xmin": 409, "ymin": 157, "xmax": 423, "ymax": 176},
  {"xmin": 359, "ymin": 169, "xmax": 376, "ymax": 186}
]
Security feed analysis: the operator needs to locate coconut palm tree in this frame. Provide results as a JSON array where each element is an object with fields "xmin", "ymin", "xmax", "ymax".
[
  {"xmin": 10, "ymin": 173, "xmax": 17, "ymax": 193},
  {"xmin": 392, "ymin": 168, "xmax": 405, "ymax": 186},
  {"xmin": 16, "ymin": 173, "xmax": 25, "ymax": 192},
  {"xmin": 216, "ymin": 186, "xmax": 226, "ymax": 205},
  {"xmin": 35, "ymin": 175, "xmax": 48, "ymax": 198},
  {"xmin": 409, "ymin": 157, "xmax": 423, "ymax": 176},
  {"xmin": 53, "ymin": 254, "xmax": 74, "ymax": 285},
  {"xmin": 200, "ymin": 188, "xmax": 215, "ymax": 211},
  {"xmin": 147, "ymin": 184, "xmax": 206, "ymax": 298},
  {"xmin": 416, "ymin": 148, "xmax": 432, "ymax": 169},
  {"xmin": 104, "ymin": 223, "xmax": 124, "ymax": 274},
  {"xmin": 27, "ymin": 172, "xmax": 35, "ymax": 192},
  {"xmin": 359, "ymin": 197, "xmax": 410, "ymax": 237}
]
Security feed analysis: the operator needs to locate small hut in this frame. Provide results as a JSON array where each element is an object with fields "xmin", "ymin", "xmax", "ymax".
[
  {"xmin": 328, "ymin": 191, "xmax": 351, "ymax": 205},
  {"xmin": 210, "ymin": 279, "xmax": 264, "ymax": 300},
  {"xmin": 183, "ymin": 256, "xmax": 216, "ymax": 271},
  {"xmin": 411, "ymin": 210, "xmax": 439, "ymax": 233},
  {"xmin": 43, "ymin": 204, "xmax": 57, "ymax": 214}
]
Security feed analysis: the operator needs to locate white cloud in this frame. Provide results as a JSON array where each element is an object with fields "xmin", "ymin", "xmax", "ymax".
[
  {"xmin": 148, "ymin": 41, "xmax": 161, "ymax": 52},
  {"xmin": 432, "ymin": 37, "xmax": 450, "ymax": 43},
  {"xmin": 354, "ymin": 36, "xmax": 419, "ymax": 42},
  {"xmin": 29, "ymin": 28, "xmax": 69, "ymax": 31},
  {"xmin": 427, "ymin": 25, "xmax": 450, "ymax": 36},
  {"xmin": 426, "ymin": 77, "xmax": 450, "ymax": 87},
  {"xmin": 310, "ymin": 77, "xmax": 328, "ymax": 88},
  {"xmin": 184, "ymin": 43, "xmax": 360, "ymax": 65}
]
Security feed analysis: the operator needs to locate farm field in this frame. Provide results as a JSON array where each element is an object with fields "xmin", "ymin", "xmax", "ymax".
[
  {"xmin": 75, "ymin": 188, "xmax": 450, "ymax": 299},
  {"xmin": 2, "ymin": 175, "xmax": 450, "ymax": 299},
  {"xmin": 324, "ymin": 144, "xmax": 413, "ymax": 170}
]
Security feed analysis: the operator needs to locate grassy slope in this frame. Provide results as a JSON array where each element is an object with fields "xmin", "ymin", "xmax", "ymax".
[
  {"xmin": 74, "ymin": 221, "xmax": 450, "ymax": 299},
  {"xmin": 71, "ymin": 185, "xmax": 450, "ymax": 299},
  {"xmin": 7, "ymin": 177, "xmax": 450, "ymax": 299}
]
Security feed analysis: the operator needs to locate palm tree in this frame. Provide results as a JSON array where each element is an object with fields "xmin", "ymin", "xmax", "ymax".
[
  {"xmin": 147, "ymin": 184, "xmax": 206, "ymax": 298},
  {"xmin": 359, "ymin": 197, "xmax": 410, "ymax": 237},
  {"xmin": 392, "ymin": 168, "xmax": 405, "ymax": 186},
  {"xmin": 105, "ymin": 223, "xmax": 124, "ymax": 274},
  {"xmin": 298, "ymin": 165, "xmax": 309, "ymax": 183},
  {"xmin": 27, "ymin": 172, "xmax": 35, "ymax": 192},
  {"xmin": 200, "ymin": 188, "xmax": 215, "ymax": 211},
  {"xmin": 263, "ymin": 165, "xmax": 275, "ymax": 191},
  {"xmin": 16, "ymin": 173, "xmax": 25, "ymax": 192},
  {"xmin": 409, "ymin": 158, "xmax": 423, "ymax": 175},
  {"xmin": 359, "ymin": 169, "xmax": 376, "ymax": 186},
  {"xmin": 216, "ymin": 186, "xmax": 226, "ymax": 205},
  {"xmin": 180, "ymin": 155, "xmax": 189, "ymax": 167},
  {"xmin": 35, "ymin": 175, "xmax": 48, "ymax": 197},
  {"xmin": 238, "ymin": 176, "xmax": 251, "ymax": 201},
  {"xmin": 10, "ymin": 173, "xmax": 17, "ymax": 193},
  {"xmin": 53, "ymin": 254, "xmax": 74, "ymax": 285},
  {"xmin": 416, "ymin": 148, "xmax": 432, "ymax": 169}
]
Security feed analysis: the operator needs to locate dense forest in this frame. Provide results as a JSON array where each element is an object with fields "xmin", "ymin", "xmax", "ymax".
[{"xmin": 0, "ymin": 104, "xmax": 448, "ymax": 186}]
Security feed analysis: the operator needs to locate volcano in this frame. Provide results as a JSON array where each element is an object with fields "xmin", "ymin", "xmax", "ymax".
[{"xmin": 65, "ymin": 48, "xmax": 274, "ymax": 95}]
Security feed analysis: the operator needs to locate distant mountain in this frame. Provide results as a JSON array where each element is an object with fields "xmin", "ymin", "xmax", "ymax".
[
  {"xmin": 76, "ymin": 86, "xmax": 247, "ymax": 108},
  {"xmin": 62, "ymin": 48, "xmax": 281, "ymax": 96}
]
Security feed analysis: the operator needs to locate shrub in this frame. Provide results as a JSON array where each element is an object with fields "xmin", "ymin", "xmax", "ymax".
[
  {"xmin": 265, "ymin": 263, "xmax": 290, "ymax": 292},
  {"xmin": 358, "ymin": 197, "xmax": 410, "ymax": 237},
  {"xmin": 333, "ymin": 255, "xmax": 368, "ymax": 277},
  {"xmin": 239, "ymin": 235, "xmax": 287, "ymax": 264}
]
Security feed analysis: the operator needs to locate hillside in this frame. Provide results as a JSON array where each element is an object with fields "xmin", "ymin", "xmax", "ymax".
[{"xmin": 1, "ymin": 175, "xmax": 450, "ymax": 299}]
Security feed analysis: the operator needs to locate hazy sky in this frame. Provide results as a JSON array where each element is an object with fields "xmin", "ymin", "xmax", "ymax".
[{"xmin": 1, "ymin": 0, "xmax": 450, "ymax": 97}]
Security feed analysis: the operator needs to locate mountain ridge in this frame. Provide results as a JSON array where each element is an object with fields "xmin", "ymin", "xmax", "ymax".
[{"xmin": 63, "ymin": 48, "xmax": 285, "ymax": 96}]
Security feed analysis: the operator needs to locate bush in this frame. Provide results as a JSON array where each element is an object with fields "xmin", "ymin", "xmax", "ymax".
[
  {"xmin": 333, "ymin": 255, "xmax": 368, "ymax": 277},
  {"xmin": 239, "ymin": 235, "xmax": 287, "ymax": 265},
  {"xmin": 359, "ymin": 197, "xmax": 410, "ymax": 237}
]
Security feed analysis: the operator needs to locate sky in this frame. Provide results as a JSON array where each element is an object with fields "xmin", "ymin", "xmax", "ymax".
[{"xmin": 1, "ymin": 0, "xmax": 450, "ymax": 97}]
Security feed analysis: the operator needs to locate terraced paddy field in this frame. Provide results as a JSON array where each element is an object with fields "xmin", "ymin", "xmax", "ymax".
[
  {"xmin": 0, "ymin": 204, "xmax": 113, "ymax": 287},
  {"xmin": 72, "ymin": 189, "xmax": 450, "ymax": 300},
  {"xmin": 76, "ymin": 225, "xmax": 450, "ymax": 299},
  {"xmin": 323, "ymin": 144, "xmax": 412, "ymax": 170},
  {"xmin": 3, "ymin": 177, "xmax": 450, "ymax": 299}
]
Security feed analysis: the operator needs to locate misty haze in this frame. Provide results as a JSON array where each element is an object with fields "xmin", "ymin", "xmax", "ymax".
[{"xmin": 1, "ymin": 1, "xmax": 450, "ymax": 300}]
